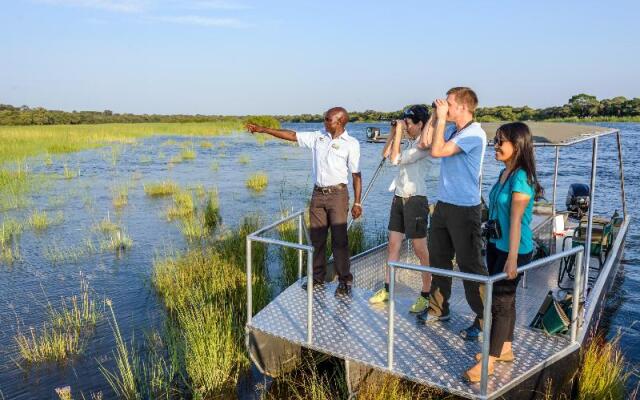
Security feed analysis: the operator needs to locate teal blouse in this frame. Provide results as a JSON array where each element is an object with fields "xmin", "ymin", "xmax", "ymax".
[{"xmin": 488, "ymin": 168, "xmax": 535, "ymax": 254}]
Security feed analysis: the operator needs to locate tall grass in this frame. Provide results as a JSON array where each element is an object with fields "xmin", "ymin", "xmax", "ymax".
[
  {"xmin": 0, "ymin": 218, "xmax": 23, "ymax": 264},
  {"xmin": 151, "ymin": 216, "xmax": 269, "ymax": 397},
  {"xmin": 100, "ymin": 229, "xmax": 133, "ymax": 252},
  {"xmin": 204, "ymin": 190, "xmax": 221, "ymax": 230},
  {"xmin": 28, "ymin": 209, "xmax": 63, "ymax": 231},
  {"xmin": 246, "ymin": 172, "xmax": 269, "ymax": 193},
  {"xmin": 112, "ymin": 186, "xmax": 129, "ymax": 209},
  {"xmin": 180, "ymin": 147, "xmax": 196, "ymax": 160},
  {"xmin": 15, "ymin": 279, "xmax": 101, "ymax": 363},
  {"xmin": 99, "ymin": 300, "xmax": 175, "ymax": 400},
  {"xmin": 577, "ymin": 335, "xmax": 632, "ymax": 399},
  {"xmin": 0, "ymin": 162, "xmax": 36, "ymax": 211},
  {"xmin": 166, "ymin": 190, "xmax": 195, "ymax": 220}
]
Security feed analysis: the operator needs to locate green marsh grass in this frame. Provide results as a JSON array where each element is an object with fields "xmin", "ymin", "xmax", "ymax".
[
  {"xmin": 180, "ymin": 147, "xmax": 196, "ymax": 160},
  {"xmin": 143, "ymin": 181, "xmax": 179, "ymax": 197},
  {"xmin": 238, "ymin": 154, "xmax": 250, "ymax": 165},
  {"xmin": 139, "ymin": 154, "xmax": 152, "ymax": 164},
  {"xmin": 166, "ymin": 190, "xmax": 195, "ymax": 220},
  {"xmin": 99, "ymin": 300, "xmax": 175, "ymax": 400},
  {"xmin": 277, "ymin": 211, "xmax": 303, "ymax": 286},
  {"xmin": 112, "ymin": 186, "xmax": 129, "ymax": 209},
  {"xmin": 210, "ymin": 161, "xmax": 219, "ymax": 172},
  {"xmin": 246, "ymin": 172, "xmax": 268, "ymax": 193},
  {"xmin": 15, "ymin": 279, "xmax": 101, "ymax": 363},
  {"xmin": 28, "ymin": 210, "xmax": 63, "ymax": 231},
  {"xmin": 180, "ymin": 215, "xmax": 210, "ymax": 242},
  {"xmin": 1, "ymin": 218, "xmax": 23, "ymax": 264},
  {"xmin": 101, "ymin": 229, "xmax": 133, "ymax": 252},
  {"xmin": 204, "ymin": 190, "xmax": 221, "ymax": 230},
  {"xmin": 199, "ymin": 141, "xmax": 213, "ymax": 149},
  {"xmin": 577, "ymin": 335, "xmax": 631, "ymax": 399},
  {"xmin": 0, "ymin": 121, "xmax": 263, "ymax": 165},
  {"xmin": 151, "ymin": 216, "xmax": 269, "ymax": 397},
  {"xmin": 168, "ymin": 154, "xmax": 183, "ymax": 164},
  {"xmin": 63, "ymin": 164, "xmax": 78, "ymax": 180},
  {"xmin": 54, "ymin": 386, "xmax": 72, "ymax": 400},
  {"xmin": 0, "ymin": 162, "xmax": 36, "ymax": 211}
]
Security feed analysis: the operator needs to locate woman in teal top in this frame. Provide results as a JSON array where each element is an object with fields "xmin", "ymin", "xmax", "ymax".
[{"xmin": 465, "ymin": 122, "xmax": 543, "ymax": 382}]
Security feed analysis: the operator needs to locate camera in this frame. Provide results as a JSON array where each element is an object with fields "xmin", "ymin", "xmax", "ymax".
[{"xmin": 482, "ymin": 219, "xmax": 502, "ymax": 240}]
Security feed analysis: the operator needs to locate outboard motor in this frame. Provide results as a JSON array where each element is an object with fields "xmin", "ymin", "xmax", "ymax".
[
  {"xmin": 366, "ymin": 127, "xmax": 380, "ymax": 140},
  {"xmin": 566, "ymin": 183, "xmax": 590, "ymax": 218}
]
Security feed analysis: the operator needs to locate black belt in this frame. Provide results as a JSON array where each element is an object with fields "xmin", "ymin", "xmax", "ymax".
[{"xmin": 314, "ymin": 183, "xmax": 347, "ymax": 194}]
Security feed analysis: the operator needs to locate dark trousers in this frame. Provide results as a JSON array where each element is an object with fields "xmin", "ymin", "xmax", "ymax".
[
  {"xmin": 309, "ymin": 187, "xmax": 352, "ymax": 284},
  {"xmin": 486, "ymin": 243, "xmax": 533, "ymax": 357},
  {"xmin": 428, "ymin": 201, "xmax": 487, "ymax": 327}
]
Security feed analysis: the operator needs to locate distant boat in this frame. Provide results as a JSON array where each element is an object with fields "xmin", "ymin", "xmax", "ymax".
[{"xmin": 245, "ymin": 122, "xmax": 629, "ymax": 400}]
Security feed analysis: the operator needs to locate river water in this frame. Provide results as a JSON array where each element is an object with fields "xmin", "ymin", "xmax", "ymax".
[{"xmin": 0, "ymin": 122, "xmax": 637, "ymax": 398}]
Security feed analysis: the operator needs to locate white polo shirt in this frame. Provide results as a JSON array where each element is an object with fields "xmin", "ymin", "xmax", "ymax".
[{"xmin": 296, "ymin": 129, "xmax": 360, "ymax": 187}]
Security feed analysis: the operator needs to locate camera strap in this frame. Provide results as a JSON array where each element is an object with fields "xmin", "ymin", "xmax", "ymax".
[{"xmin": 489, "ymin": 168, "xmax": 515, "ymax": 220}]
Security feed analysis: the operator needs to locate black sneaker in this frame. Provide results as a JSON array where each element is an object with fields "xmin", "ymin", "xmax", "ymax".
[
  {"xmin": 416, "ymin": 310, "xmax": 450, "ymax": 324},
  {"xmin": 460, "ymin": 324, "xmax": 483, "ymax": 341},
  {"xmin": 301, "ymin": 279, "xmax": 324, "ymax": 291},
  {"xmin": 334, "ymin": 282, "xmax": 352, "ymax": 296}
]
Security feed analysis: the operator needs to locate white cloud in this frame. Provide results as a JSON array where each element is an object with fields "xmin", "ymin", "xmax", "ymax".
[
  {"xmin": 38, "ymin": 0, "xmax": 146, "ymax": 13},
  {"xmin": 150, "ymin": 15, "xmax": 249, "ymax": 28}
]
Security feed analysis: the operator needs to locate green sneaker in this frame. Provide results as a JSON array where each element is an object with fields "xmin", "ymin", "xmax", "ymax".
[
  {"xmin": 368, "ymin": 288, "xmax": 389, "ymax": 304},
  {"xmin": 409, "ymin": 295, "xmax": 429, "ymax": 313}
]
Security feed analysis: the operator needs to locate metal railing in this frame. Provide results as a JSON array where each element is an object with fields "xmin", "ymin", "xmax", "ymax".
[
  {"xmin": 246, "ymin": 210, "xmax": 315, "ymax": 344},
  {"xmin": 387, "ymin": 245, "xmax": 585, "ymax": 397}
]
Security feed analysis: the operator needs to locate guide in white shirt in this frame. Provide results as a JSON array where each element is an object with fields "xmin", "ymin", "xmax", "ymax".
[{"xmin": 246, "ymin": 107, "xmax": 362, "ymax": 297}]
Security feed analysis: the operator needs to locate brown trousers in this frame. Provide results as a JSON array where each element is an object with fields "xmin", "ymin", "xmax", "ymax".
[{"xmin": 309, "ymin": 187, "xmax": 352, "ymax": 284}]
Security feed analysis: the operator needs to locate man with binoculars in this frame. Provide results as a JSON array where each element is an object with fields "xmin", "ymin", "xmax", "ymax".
[{"xmin": 417, "ymin": 87, "xmax": 489, "ymax": 341}]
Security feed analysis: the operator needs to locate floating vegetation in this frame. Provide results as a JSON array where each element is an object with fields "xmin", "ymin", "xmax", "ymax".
[
  {"xmin": 44, "ymin": 153, "xmax": 53, "ymax": 167},
  {"xmin": 28, "ymin": 210, "xmax": 63, "ymax": 231},
  {"xmin": 161, "ymin": 139, "xmax": 178, "ymax": 147},
  {"xmin": 168, "ymin": 154, "xmax": 183, "ymax": 164},
  {"xmin": 15, "ymin": 279, "xmax": 101, "ymax": 364},
  {"xmin": 100, "ymin": 229, "xmax": 133, "ymax": 252},
  {"xmin": 180, "ymin": 147, "xmax": 197, "ymax": 160},
  {"xmin": 246, "ymin": 172, "xmax": 268, "ymax": 193},
  {"xmin": 254, "ymin": 133, "xmax": 268, "ymax": 146},
  {"xmin": 110, "ymin": 146, "xmax": 123, "ymax": 166},
  {"xmin": 139, "ymin": 154, "xmax": 152, "ymax": 164},
  {"xmin": 48, "ymin": 194, "xmax": 67, "ymax": 208},
  {"xmin": 112, "ymin": 186, "xmax": 129, "ymax": 209},
  {"xmin": 92, "ymin": 214, "xmax": 119, "ymax": 234},
  {"xmin": 44, "ymin": 238, "xmax": 97, "ymax": 264},
  {"xmin": 166, "ymin": 190, "xmax": 195, "ymax": 220},
  {"xmin": 238, "ymin": 154, "xmax": 251, "ymax": 165},
  {"xmin": 218, "ymin": 141, "xmax": 226, "ymax": 149},
  {"xmin": 200, "ymin": 141, "xmax": 213, "ymax": 149},
  {"xmin": 144, "ymin": 181, "xmax": 179, "ymax": 197},
  {"xmin": 63, "ymin": 164, "xmax": 78, "ymax": 180},
  {"xmin": 210, "ymin": 161, "xmax": 220, "ymax": 172}
]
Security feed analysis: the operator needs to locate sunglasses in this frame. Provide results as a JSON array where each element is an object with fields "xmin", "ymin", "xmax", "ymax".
[{"xmin": 493, "ymin": 136, "xmax": 507, "ymax": 146}]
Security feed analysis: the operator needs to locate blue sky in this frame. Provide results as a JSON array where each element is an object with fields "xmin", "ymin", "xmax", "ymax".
[{"xmin": 1, "ymin": 0, "xmax": 638, "ymax": 115}]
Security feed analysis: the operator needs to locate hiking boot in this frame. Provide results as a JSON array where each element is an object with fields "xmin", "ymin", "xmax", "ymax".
[
  {"xmin": 416, "ymin": 310, "xmax": 450, "ymax": 324},
  {"xmin": 460, "ymin": 324, "xmax": 483, "ymax": 341},
  {"xmin": 335, "ymin": 282, "xmax": 352, "ymax": 297},
  {"xmin": 409, "ymin": 295, "xmax": 429, "ymax": 313},
  {"xmin": 368, "ymin": 288, "xmax": 389, "ymax": 304},
  {"xmin": 301, "ymin": 279, "xmax": 324, "ymax": 291}
]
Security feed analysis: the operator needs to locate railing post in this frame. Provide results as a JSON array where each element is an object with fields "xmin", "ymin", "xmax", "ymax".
[
  {"xmin": 298, "ymin": 213, "xmax": 303, "ymax": 280},
  {"xmin": 480, "ymin": 281, "xmax": 494, "ymax": 396},
  {"xmin": 616, "ymin": 132, "xmax": 627, "ymax": 218},
  {"xmin": 571, "ymin": 249, "xmax": 584, "ymax": 342},
  {"xmin": 387, "ymin": 265, "xmax": 396, "ymax": 370},
  {"xmin": 246, "ymin": 237, "xmax": 253, "ymax": 325},
  {"xmin": 584, "ymin": 137, "xmax": 598, "ymax": 296},
  {"xmin": 306, "ymin": 249, "xmax": 313, "ymax": 344}
]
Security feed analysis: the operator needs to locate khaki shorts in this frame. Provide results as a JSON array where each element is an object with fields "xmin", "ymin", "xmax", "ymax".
[{"xmin": 388, "ymin": 195, "xmax": 429, "ymax": 239}]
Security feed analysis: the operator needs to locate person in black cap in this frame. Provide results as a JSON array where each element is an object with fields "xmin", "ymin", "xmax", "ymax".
[{"xmin": 368, "ymin": 105, "xmax": 440, "ymax": 312}]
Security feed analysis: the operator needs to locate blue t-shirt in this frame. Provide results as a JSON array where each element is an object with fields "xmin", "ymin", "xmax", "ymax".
[
  {"xmin": 489, "ymin": 168, "xmax": 535, "ymax": 254},
  {"xmin": 438, "ymin": 122, "xmax": 486, "ymax": 206}
]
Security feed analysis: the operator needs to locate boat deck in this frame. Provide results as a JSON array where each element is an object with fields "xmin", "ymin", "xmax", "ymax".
[{"xmin": 248, "ymin": 227, "xmax": 587, "ymax": 399}]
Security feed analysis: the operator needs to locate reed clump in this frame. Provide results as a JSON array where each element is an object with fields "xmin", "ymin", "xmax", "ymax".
[
  {"xmin": 0, "ymin": 218, "xmax": 23, "ymax": 264},
  {"xmin": 238, "ymin": 154, "xmax": 250, "ymax": 165},
  {"xmin": 143, "ymin": 181, "xmax": 179, "ymax": 197},
  {"xmin": 112, "ymin": 186, "xmax": 129, "ymax": 209},
  {"xmin": 100, "ymin": 229, "xmax": 133, "ymax": 252},
  {"xmin": 28, "ymin": 210, "xmax": 63, "ymax": 231},
  {"xmin": 577, "ymin": 335, "xmax": 631, "ymax": 400},
  {"xmin": 151, "ymin": 216, "xmax": 269, "ymax": 397},
  {"xmin": 166, "ymin": 190, "xmax": 195, "ymax": 220},
  {"xmin": 180, "ymin": 147, "xmax": 197, "ymax": 160},
  {"xmin": 246, "ymin": 172, "xmax": 268, "ymax": 193},
  {"xmin": 204, "ymin": 190, "xmax": 221, "ymax": 230},
  {"xmin": 15, "ymin": 279, "xmax": 101, "ymax": 363}
]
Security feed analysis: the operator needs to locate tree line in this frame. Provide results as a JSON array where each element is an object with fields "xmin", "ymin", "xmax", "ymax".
[
  {"xmin": 1, "ymin": 94, "xmax": 639, "ymax": 126},
  {"xmin": 277, "ymin": 94, "xmax": 640, "ymax": 123}
]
